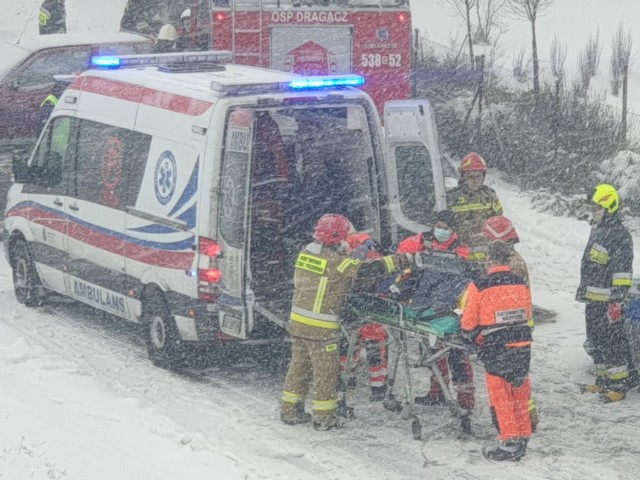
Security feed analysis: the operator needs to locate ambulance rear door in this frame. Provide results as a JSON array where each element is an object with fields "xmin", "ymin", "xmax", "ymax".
[
  {"xmin": 383, "ymin": 99, "xmax": 446, "ymax": 243},
  {"xmin": 215, "ymin": 108, "xmax": 254, "ymax": 339}
]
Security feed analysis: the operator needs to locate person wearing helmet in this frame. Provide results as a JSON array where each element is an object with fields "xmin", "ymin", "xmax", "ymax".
[
  {"xmin": 577, "ymin": 184, "xmax": 633, "ymax": 402},
  {"xmin": 481, "ymin": 215, "xmax": 538, "ymax": 431},
  {"xmin": 155, "ymin": 24, "xmax": 179, "ymax": 53},
  {"xmin": 397, "ymin": 210, "xmax": 475, "ymax": 431},
  {"xmin": 340, "ymin": 231, "xmax": 391, "ymax": 403},
  {"xmin": 39, "ymin": 0, "xmax": 66, "ymax": 35},
  {"xmin": 481, "ymin": 216, "xmax": 529, "ymax": 285},
  {"xmin": 281, "ymin": 214, "xmax": 409, "ymax": 430},
  {"xmin": 446, "ymin": 152, "xmax": 503, "ymax": 262}
]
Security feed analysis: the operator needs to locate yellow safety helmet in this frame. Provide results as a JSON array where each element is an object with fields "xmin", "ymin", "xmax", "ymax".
[{"xmin": 591, "ymin": 183, "xmax": 620, "ymax": 214}]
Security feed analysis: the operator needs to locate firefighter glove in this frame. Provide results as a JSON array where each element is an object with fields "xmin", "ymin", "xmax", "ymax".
[{"xmin": 607, "ymin": 302, "xmax": 623, "ymax": 323}]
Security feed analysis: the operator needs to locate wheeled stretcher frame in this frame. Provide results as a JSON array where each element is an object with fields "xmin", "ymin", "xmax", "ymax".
[{"xmin": 342, "ymin": 294, "xmax": 469, "ymax": 440}]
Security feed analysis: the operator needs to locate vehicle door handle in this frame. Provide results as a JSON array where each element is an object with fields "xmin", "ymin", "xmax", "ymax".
[
  {"xmin": 53, "ymin": 198, "xmax": 63, "ymax": 207},
  {"xmin": 69, "ymin": 203, "xmax": 79, "ymax": 211}
]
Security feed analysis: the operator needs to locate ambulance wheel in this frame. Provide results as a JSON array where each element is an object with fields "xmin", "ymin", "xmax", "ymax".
[
  {"xmin": 142, "ymin": 289, "xmax": 184, "ymax": 368},
  {"xmin": 12, "ymin": 240, "xmax": 44, "ymax": 307}
]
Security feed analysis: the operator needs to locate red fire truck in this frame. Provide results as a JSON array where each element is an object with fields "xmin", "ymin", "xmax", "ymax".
[{"xmin": 122, "ymin": 1, "xmax": 412, "ymax": 111}]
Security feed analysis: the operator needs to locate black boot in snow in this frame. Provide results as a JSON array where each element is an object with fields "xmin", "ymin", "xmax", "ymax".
[{"xmin": 483, "ymin": 439, "xmax": 527, "ymax": 462}]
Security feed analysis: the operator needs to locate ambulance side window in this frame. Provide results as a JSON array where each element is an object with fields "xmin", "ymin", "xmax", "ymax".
[
  {"xmin": 395, "ymin": 145, "xmax": 436, "ymax": 226},
  {"xmin": 73, "ymin": 120, "xmax": 151, "ymax": 209},
  {"xmin": 30, "ymin": 116, "xmax": 75, "ymax": 190}
]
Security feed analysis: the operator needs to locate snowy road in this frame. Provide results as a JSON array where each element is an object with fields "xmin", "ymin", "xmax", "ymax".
[{"xmin": 2, "ymin": 176, "xmax": 640, "ymax": 479}]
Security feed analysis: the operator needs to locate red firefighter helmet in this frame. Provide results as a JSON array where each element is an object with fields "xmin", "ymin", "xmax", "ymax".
[
  {"xmin": 459, "ymin": 152, "xmax": 487, "ymax": 174},
  {"xmin": 313, "ymin": 214, "xmax": 351, "ymax": 246},
  {"xmin": 482, "ymin": 216, "xmax": 519, "ymax": 243}
]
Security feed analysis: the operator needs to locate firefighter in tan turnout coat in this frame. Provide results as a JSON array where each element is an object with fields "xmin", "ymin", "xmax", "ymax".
[{"xmin": 281, "ymin": 214, "xmax": 408, "ymax": 431}]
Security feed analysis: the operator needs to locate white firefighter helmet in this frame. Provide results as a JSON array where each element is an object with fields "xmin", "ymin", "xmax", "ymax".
[
  {"xmin": 157, "ymin": 24, "xmax": 178, "ymax": 42},
  {"xmin": 181, "ymin": 8, "xmax": 192, "ymax": 21}
]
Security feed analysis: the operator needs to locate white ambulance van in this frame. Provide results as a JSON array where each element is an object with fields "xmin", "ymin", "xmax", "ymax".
[{"xmin": 4, "ymin": 51, "xmax": 445, "ymax": 367}]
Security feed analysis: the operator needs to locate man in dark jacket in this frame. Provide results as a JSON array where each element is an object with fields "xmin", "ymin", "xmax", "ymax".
[
  {"xmin": 577, "ymin": 184, "xmax": 634, "ymax": 402},
  {"xmin": 39, "ymin": 0, "xmax": 66, "ymax": 35}
]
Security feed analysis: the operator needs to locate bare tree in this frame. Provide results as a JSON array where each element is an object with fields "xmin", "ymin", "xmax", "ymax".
[
  {"xmin": 474, "ymin": 0, "xmax": 508, "ymax": 44},
  {"xmin": 609, "ymin": 23, "xmax": 634, "ymax": 145},
  {"xmin": 446, "ymin": 0, "xmax": 477, "ymax": 67},
  {"xmin": 512, "ymin": 45, "xmax": 530, "ymax": 83},
  {"xmin": 549, "ymin": 35, "xmax": 567, "ymax": 90},
  {"xmin": 577, "ymin": 28, "xmax": 601, "ymax": 93},
  {"xmin": 610, "ymin": 23, "xmax": 632, "ymax": 97},
  {"xmin": 507, "ymin": 0, "xmax": 556, "ymax": 94}
]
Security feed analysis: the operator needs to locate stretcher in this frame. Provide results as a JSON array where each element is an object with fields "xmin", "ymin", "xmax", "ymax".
[{"xmin": 343, "ymin": 293, "xmax": 469, "ymax": 440}]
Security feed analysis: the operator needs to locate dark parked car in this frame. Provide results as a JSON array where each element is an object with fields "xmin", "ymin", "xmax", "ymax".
[{"xmin": 0, "ymin": 32, "xmax": 153, "ymax": 150}]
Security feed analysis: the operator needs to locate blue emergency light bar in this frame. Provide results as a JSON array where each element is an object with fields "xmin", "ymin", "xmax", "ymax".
[
  {"xmin": 91, "ymin": 56, "xmax": 121, "ymax": 68},
  {"xmin": 289, "ymin": 75, "xmax": 365, "ymax": 89},
  {"xmin": 91, "ymin": 51, "xmax": 234, "ymax": 69}
]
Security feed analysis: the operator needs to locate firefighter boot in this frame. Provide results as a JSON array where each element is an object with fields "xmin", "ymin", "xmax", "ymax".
[
  {"xmin": 281, "ymin": 403, "xmax": 312, "ymax": 425},
  {"xmin": 370, "ymin": 385, "xmax": 387, "ymax": 402},
  {"xmin": 483, "ymin": 438, "xmax": 527, "ymax": 462},
  {"xmin": 313, "ymin": 415, "xmax": 345, "ymax": 431},
  {"xmin": 414, "ymin": 394, "xmax": 447, "ymax": 406}
]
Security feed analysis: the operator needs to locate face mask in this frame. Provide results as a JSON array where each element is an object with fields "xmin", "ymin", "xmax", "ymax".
[{"xmin": 433, "ymin": 228, "xmax": 452, "ymax": 243}]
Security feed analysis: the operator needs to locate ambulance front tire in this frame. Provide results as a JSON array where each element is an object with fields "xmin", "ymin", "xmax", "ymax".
[
  {"xmin": 142, "ymin": 289, "xmax": 184, "ymax": 368},
  {"xmin": 11, "ymin": 239, "xmax": 45, "ymax": 307}
]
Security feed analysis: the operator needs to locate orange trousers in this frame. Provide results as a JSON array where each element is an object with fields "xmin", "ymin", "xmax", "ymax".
[{"xmin": 486, "ymin": 373, "xmax": 532, "ymax": 441}]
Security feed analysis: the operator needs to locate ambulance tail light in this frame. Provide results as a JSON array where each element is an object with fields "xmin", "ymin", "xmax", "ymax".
[{"xmin": 197, "ymin": 237, "xmax": 222, "ymax": 302}]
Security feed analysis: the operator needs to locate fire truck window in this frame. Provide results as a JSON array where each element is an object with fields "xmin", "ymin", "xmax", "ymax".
[
  {"xmin": 395, "ymin": 145, "xmax": 435, "ymax": 226},
  {"xmin": 74, "ymin": 120, "xmax": 151, "ymax": 209}
]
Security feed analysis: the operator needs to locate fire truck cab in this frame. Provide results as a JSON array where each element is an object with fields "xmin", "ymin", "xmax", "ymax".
[
  {"xmin": 122, "ymin": 0, "xmax": 412, "ymax": 112},
  {"xmin": 5, "ymin": 51, "xmax": 442, "ymax": 367}
]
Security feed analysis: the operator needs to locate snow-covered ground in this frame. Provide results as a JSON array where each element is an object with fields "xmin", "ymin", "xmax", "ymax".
[{"xmin": 2, "ymin": 174, "xmax": 640, "ymax": 479}]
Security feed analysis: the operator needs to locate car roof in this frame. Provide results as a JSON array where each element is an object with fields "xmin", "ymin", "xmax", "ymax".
[{"xmin": 9, "ymin": 33, "xmax": 152, "ymax": 52}]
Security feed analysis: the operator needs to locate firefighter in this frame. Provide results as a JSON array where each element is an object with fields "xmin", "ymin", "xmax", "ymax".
[
  {"xmin": 481, "ymin": 215, "xmax": 539, "ymax": 431},
  {"xmin": 154, "ymin": 24, "xmax": 179, "ymax": 53},
  {"xmin": 176, "ymin": 8, "xmax": 192, "ymax": 51},
  {"xmin": 446, "ymin": 152, "xmax": 503, "ymax": 262},
  {"xmin": 281, "ymin": 214, "xmax": 408, "ymax": 430},
  {"xmin": 577, "ymin": 184, "xmax": 634, "ymax": 402},
  {"xmin": 461, "ymin": 241, "xmax": 533, "ymax": 461},
  {"xmin": 341, "ymin": 231, "xmax": 389, "ymax": 402},
  {"xmin": 39, "ymin": 0, "xmax": 66, "ymax": 35},
  {"xmin": 397, "ymin": 210, "xmax": 475, "ymax": 429}
]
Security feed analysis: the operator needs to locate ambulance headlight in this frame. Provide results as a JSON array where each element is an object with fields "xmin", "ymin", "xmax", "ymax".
[
  {"xmin": 91, "ymin": 56, "xmax": 122, "ymax": 68},
  {"xmin": 288, "ymin": 75, "xmax": 365, "ymax": 90}
]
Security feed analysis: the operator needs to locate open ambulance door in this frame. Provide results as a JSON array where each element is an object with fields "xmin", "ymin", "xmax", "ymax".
[
  {"xmin": 216, "ymin": 108, "xmax": 254, "ymax": 339},
  {"xmin": 383, "ymin": 100, "xmax": 447, "ymax": 244}
]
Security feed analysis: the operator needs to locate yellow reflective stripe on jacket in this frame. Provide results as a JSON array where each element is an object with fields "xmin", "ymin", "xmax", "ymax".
[
  {"xmin": 40, "ymin": 94, "xmax": 58, "ymax": 108},
  {"xmin": 337, "ymin": 258, "xmax": 360, "ymax": 273},
  {"xmin": 290, "ymin": 312, "xmax": 340, "ymax": 330},
  {"xmin": 313, "ymin": 276, "xmax": 328, "ymax": 313},
  {"xmin": 282, "ymin": 390, "xmax": 303, "ymax": 404},
  {"xmin": 584, "ymin": 286, "xmax": 611, "ymax": 302},
  {"xmin": 493, "ymin": 201, "xmax": 503, "ymax": 213},
  {"xmin": 382, "ymin": 255, "xmax": 395, "ymax": 274},
  {"xmin": 527, "ymin": 318, "xmax": 535, "ymax": 329},
  {"xmin": 296, "ymin": 253, "xmax": 327, "ymax": 275},
  {"xmin": 450, "ymin": 203, "xmax": 494, "ymax": 213},
  {"xmin": 312, "ymin": 399, "xmax": 337, "ymax": 411},
  {"xmin": 469, "ymin": 250, "xmax": 486, "ymax": 262},
  {"xmin": 604, "ymin": 365, "xmax": 629, "ymax": 380},
  {"xmin": 613, "ymin": 272, "xmax": 633, "ymax": 286},
  {"xmin": 589, "ymin": 244, "xmax": 609, "ymax": 265},
  {"xmin": 39, "ymin": 9, "xmax": 51, "ymax": 26},
  {"xmin": 528, "ymin": 398, "xmax": 537, "ymax": 413}
]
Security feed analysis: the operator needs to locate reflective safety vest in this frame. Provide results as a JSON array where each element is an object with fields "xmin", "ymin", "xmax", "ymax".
[
  {"xmin": 39, "ymin": 7, "xmax": 51, "ymax": 26},
  {"xmin": 289, "ymin": 242, "xmax": 404, "ymax": 339},
  {"xmin": 578, "ymin": 215, "xmax": 633, "ymax": 303},
  {"xmin": 40, "ymin": 94, "xmax": 59, "ymax": 108}
]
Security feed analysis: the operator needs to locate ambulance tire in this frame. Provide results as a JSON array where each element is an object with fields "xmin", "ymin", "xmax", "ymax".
[
  {"xmin": 11, "ymin": 240, "xmax": 45, "ymax": 307},
  {"xmin": 142, "ymin": 289, "xmax": 185, "ymax": 369}
]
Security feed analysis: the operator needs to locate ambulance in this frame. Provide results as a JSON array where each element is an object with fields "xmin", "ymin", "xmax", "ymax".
[{"xmin": 3, "ymin": 51, "xmax": 445, "ymax": 367}]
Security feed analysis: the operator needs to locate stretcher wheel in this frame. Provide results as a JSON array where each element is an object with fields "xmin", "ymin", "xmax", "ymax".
[
  {"xmin": 461, "ymin": 415, "xmax": 472, "ymax": 435},
  {"xmin": 411, "ymin": 418, "xmax": 422, "ymax": 441}
]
